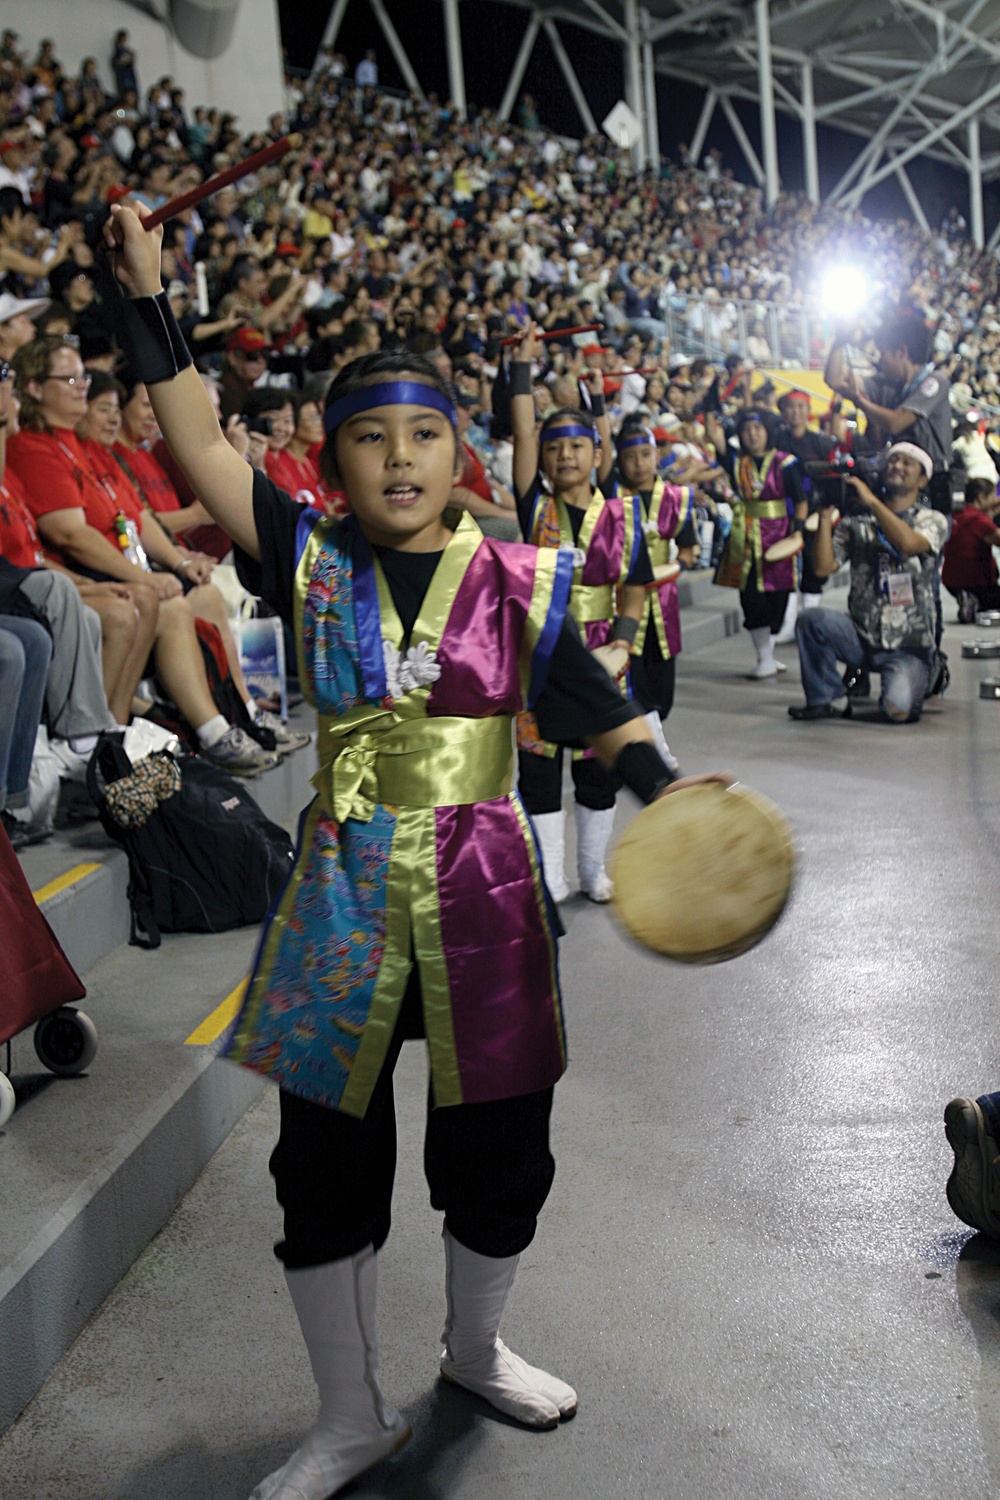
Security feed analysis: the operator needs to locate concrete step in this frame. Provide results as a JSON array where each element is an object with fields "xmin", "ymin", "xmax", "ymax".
[{"xmin": 1, "ymin": 717, "xmax": 318, "ymax": 1434}]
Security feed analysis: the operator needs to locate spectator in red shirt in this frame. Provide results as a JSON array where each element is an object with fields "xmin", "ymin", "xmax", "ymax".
[
  {"xmin": 449, "ymin": 395, "xmax": 516, "ymax": 522},
  {"xmin": 153, "ymin": 372, "xmax": 241, "ymax": 561},
  {"xmin": 942, "ymin": 476, "xmax": 1000, "ymax": 622},
  {"xmin": 262, "ymin": 383, "xmax": 342, "ymax": 512},
  {"xmin": 9, "ymin": 337, "xmax": 278, "ymax": 774}
]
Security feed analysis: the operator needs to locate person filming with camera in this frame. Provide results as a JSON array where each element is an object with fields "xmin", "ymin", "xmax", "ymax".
[{"xmin": 788, "ymin": 442, "xmax": 947, "ymax": 724}]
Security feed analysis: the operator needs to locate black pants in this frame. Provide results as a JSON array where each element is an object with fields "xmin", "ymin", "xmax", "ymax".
[
  {"xmin": 628, "ymin": 631, "xmax": 676, "ymax": 719},
  {"xmin": 946, "ymin": 581, "xmax": 1000, "ymax": 612},
  {"xmin": 517, "ymin": 746, "xmax": 621, "ymax": 814},
  {"xmin": 740, "ymin": 587, "xmax": 789, "ymax": 633},
  {"xmin": 270, "ymin": 970, "xmax": 556, "ymax": 1268}
]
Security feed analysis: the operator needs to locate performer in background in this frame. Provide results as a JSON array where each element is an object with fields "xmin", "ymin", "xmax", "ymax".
[
  {"xmin": 104, "ymin": 201, "xmax": 725, "ymax": 1500},
  {"xmin": 707, "ymin": 406, "xmax": 806, "ymax": 679},
  {"xmin": 775, "ymin": 389, "xmax": 834, "ymax": 627},
  {"xmin": 606, "ymin": 416, "xmax": 699, "ymax": 772},
  {"xmin": 510, "ymin": 323, "xmax": 654, "ymax": 903}
]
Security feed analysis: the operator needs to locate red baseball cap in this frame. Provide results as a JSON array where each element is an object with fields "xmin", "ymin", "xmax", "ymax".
[{"xmin": 226, "ymin": 327, "xmax": 272, "ymax": 355}]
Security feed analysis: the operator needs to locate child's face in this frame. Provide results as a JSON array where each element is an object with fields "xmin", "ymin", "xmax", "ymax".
[
  {"xmin": 332, "ymin": 398, "xmax": 460, "ymax": 549},
  {"xmin": 620, "ymin": 442, "xmax": 657, "ymax": 490},
  {"xmin": 540, "ymin": 431, "xmax": 595, "ymax": 492}
]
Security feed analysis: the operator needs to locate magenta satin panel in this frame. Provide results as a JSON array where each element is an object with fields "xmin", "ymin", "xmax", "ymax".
[{"xmin": 433, "ymin": 799, "xmax": 565, "ymax": 1103}]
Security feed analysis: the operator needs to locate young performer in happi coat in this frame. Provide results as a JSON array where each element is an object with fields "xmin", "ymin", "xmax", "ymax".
[
  {"xmin": 105, "ymin": 203, "xmax": 725, "ymax": 1500},
  {"xmin": 606, "ymin": 416, "xmax": 700, "ymax": 771},
  {"xmin": 510, "ymin": 324, "xmax": 654, "ymax": 903},
  {"xmin": 707, "ymin": 406, "xmax": 806, "ymax": 679}
]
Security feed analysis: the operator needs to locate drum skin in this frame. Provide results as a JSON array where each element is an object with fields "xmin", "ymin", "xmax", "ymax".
[
  {"xmin": 763, "ymin": 533, "xmax": 804, "ymax": 564},
  {"xmin": 610, "ymin": 783, "xmax": 796, "ymax": 964}
]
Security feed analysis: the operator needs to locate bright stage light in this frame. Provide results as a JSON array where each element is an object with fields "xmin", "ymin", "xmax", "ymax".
[{"xmin": 820, "ymin": 265, "xmax": 868, "ymax": 317}]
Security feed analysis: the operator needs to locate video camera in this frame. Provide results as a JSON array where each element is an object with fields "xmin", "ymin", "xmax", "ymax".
[{"xmin": 803, "ymin": 455, "xmax": 881, "ymax": 514}]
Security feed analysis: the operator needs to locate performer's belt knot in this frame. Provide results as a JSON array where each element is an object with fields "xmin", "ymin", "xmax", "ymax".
[{"xmin": 314, "ymin": 708, "xmax": 515, "ymax": 823}]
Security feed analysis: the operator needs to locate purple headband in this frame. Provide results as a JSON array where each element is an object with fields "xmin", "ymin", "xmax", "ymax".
[
  {"xmin": 542, "ymin": 421, "xmax": 601, "ymax": 448},
  {"xmin": 323, "ymin": 379, "xmax": 458, "ymax": 437},
  {"xmin": 617, "ymin": 427, "xmax": 655, "ymax": 453}
]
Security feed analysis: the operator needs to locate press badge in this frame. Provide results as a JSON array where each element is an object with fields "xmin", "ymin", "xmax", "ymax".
[
  {"xmin": 887, "ymin": 572, "xmax": 914, "ymax": 606},
  {"xmin": 878, "ymin": 551, "xmax": 914, "ymax": 606}
]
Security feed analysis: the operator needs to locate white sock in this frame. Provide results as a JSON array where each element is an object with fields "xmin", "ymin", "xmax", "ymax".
[
  {"xmin": 196, "ymin": 713, "xmax": 229, "ymax": 748},
  {"xmin": 750, "ymin": 626, "xmax": 775, "ymax": 668},
  {"xmin": 68, "ymin": 734, "xmax": 99, "ymax": 755},
  {"xmin": 243, "ymin": 695, "xmax": 260, "ymax": 720}
]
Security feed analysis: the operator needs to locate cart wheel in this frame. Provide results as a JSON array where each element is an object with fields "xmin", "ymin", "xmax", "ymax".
[
  {"xmin": 0, "ymin": 1072, "xmax": 15, "ymax": 1127},
  {"xmin": 33, "ymin": 1008, "xmax": 98, "ymax": 1077}
]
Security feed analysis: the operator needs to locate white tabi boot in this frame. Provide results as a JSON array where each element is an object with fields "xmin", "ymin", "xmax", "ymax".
[
  {"xmin": 643, "ymin": 710, "xmax": 680, "ymax": 775},
  {"xmin": 747, "ymin": 625, "xmax": 786, "ymax": 679},
  {"xmin": 574, "ymin": 803, "xmax": 615, "ymax": 902},
  {"xmin": 530, "ymin": 809, "xmax": 570, "ymax": 902},
  {"xmin": 250, "ymin": 1248, "xmax": 410, "ymax": 1500},
  {"xmin": 439, "ymin": 1229, "xmax": 577, "ymax": 1429},
  {"xmin": 774, "ymin": 591, "xmax": 799, "ymax": 644}
]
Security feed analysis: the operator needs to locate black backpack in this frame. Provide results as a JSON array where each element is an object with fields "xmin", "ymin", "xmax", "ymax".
[{"xmin": 87, "ymin": 736, "xmax": 295, "ymax": 949}]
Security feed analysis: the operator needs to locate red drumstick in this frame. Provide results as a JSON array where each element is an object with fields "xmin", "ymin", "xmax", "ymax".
[
  {"xmin": 500, "ymin": 323, "xmax": 601, "ymax": 347},
  {"xmin": 140, "ymin": 135, "xmax": 301, "ymax": 230}
]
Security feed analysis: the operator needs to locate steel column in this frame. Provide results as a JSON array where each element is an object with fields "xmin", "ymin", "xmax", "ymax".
[
  {"xmin": 542, "ymin": 18, "xmax": 598, "ymax": 136},
  {"xmin": 498, "ymin": 12, "xmax": 540, "ymax": 122},
  {"xmin": 688, "ymin": 88, "xmax": 717, "ymax": 166},
  {"xmin": 755, "ymin": 0, "xmax": 780, "ymax": 208},
  {"xmin": 801, "ymin": 59, "xmax": 819, "ymax": 204},
  {"xmin": 623, "ymin": 0, "xmax": 646, "ymax": 171},
  {"xmin": 641, "ymin": 8, "xmax": 660, "ymax": 172},
  {"xmin": 317, "ymin": 0, "xmax": 351, "ymax": 61},
  {"xmin": 889, "ymin": 150, "xmax": 930, "ymax": 233},
  {"xmin": 442, "ymin": 0, "xmax": 467, "ymax": 120},
  {"xmin": 969, "ymin": 117, "xmax": 984, "ymax": 249},
  {"xmin": 367, "ymin": 0, "xmax": 425, "ymax": 99},
  {"xmin": 719, "ymin": 94, "xmax": 765, "ymax": 186}
]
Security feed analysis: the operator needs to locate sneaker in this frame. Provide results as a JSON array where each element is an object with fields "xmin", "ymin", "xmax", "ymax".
[
  {"xmin": 945, "ymin": 1097, "xmax": 1000, "ymax": 1237},
  {"xmin": 1, "ymin": 808, "xmax": 52, "ymax": 849},
  {"xmin": 200, "ymin": 725, "xmax": 279, "ymax": 777},
  {"xmin": 256, "ymin": 709, "xmax": 312, "ymax": 755},
  {"xmin": 957, "ymin": 592, "xmax": 977, "ymax": 625}
]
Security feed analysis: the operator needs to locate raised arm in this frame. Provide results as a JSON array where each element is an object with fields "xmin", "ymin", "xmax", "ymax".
[
  {"xmin": 510, "ymin": 323, "xmax": 544, "ymax": 503},
  {"xmin": 105, "ymin": 202, "xmax": 259, "ymax": 560}
]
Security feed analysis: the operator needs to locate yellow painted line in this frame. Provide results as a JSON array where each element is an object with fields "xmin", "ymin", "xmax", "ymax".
[
  {"xmin": 185, "ymin": 977, "xmax": 249, "ymax": 1046},
  {"xmin": 32, "ymin": 862, "xmax": 102, "ymax": 906}
]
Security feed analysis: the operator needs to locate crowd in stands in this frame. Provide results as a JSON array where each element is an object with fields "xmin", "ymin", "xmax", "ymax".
[{"xmin": 1, "ymin": 22, "xmax": 1000, "ymax": 846}]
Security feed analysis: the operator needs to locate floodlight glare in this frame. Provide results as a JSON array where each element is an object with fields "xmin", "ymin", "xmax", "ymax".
[{"xmin": 820, "ymin": 265, "xmax": 868, "ymax": 317}]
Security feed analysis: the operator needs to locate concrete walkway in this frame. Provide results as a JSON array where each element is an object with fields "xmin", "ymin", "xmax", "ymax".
[{"xmin": 4, "ymin": 600, "xmax": 1000, "ymax": 1500}]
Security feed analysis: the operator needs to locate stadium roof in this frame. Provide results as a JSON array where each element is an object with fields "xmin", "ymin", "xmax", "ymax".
[{"xmin": 321, "ymin": 0, "xmax": 1000, "ymax": 246}]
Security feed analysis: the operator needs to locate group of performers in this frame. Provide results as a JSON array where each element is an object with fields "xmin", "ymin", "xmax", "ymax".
[{"xmin": 106, "ymin": 209, "xmax": 725, "ymax": 1500}]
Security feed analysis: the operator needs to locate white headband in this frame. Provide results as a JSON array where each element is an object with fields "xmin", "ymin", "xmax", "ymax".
[{"xmin": 887, "ymin": 442, "xmax": 933, "ymax": 481}]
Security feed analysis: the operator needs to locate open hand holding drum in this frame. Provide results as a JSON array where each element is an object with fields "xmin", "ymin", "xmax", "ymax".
[
  {"xmin": 804, "ymin": 508, "xmax": 840, "ymax": 532},
  {"xmin": 763, "ymin": 533, "xmax": 804, "ymax": 564},
  {"xmin": 592, "ymin": 642, "xmax": 630, "ymax": 680},
  {"xmin": 609, "ymin": 781, "xmax": 795, "ymax": 963}
]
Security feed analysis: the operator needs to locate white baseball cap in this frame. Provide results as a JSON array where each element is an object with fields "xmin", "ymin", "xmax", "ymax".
[{"xmin": 0, "ymin": 291, "xmax": 50, "ymax": 325}]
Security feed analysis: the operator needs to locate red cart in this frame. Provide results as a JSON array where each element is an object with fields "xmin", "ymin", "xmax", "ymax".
[{"xmin": 0, "ymin": 827, "xmax": 97, "ymax": 1127}]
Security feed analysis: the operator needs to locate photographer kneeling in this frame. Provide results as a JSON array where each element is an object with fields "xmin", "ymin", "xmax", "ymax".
[{"xmin": 788, "ymin": 443, "xmax": 947, "ymax": 724}]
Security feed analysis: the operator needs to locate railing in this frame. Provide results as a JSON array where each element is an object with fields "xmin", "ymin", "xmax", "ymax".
[{"xmin": 655, "ymin": 295, "xmax": 839, "ymax": 370}]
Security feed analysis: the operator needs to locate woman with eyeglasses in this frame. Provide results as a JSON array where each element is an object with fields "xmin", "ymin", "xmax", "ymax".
[{"xmin": 6, "ymin": 337, "xmax": 279, "ymax": 776}]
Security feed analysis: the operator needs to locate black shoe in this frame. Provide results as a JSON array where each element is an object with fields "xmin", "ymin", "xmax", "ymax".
[
  {"xmin": 787, "ymin": 702, "xmax": 835, "ymax": 721},
  {"xmin": 843, "ymin": 667, "xmax": 871, "ymax": 699},
  {"xmin": 1, "ymin": 809, "xmax": 52, "ymax": 848}
]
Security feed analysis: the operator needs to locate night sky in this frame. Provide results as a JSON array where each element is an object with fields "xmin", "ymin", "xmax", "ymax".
[{"xmin": 277, "ymin": 0, "xmax": 998, "ymax": 236}]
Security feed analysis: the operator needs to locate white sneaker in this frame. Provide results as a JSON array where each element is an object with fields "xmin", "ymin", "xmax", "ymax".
[
  {"xmin": 202, "ymin": 725, "xmax": 279, "ymax": 777},
  {"xmin": 256, "ymin": 709, "xmax": 313, "ymax": 755}
]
